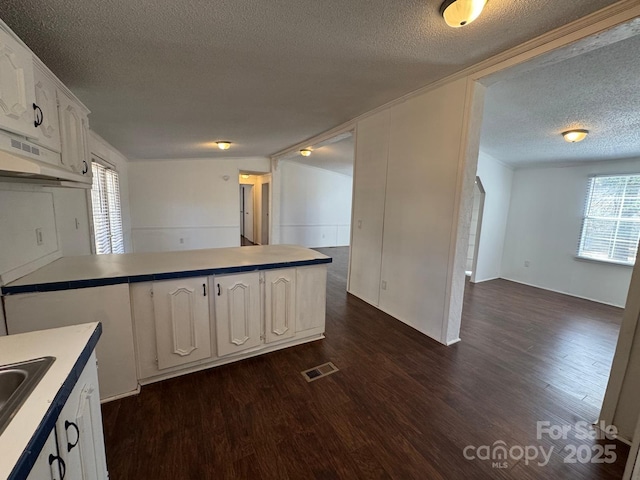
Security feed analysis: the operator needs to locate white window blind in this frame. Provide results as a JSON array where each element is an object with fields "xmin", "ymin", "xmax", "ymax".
[
  {"xmin": 91, "ymin": 162, "xmax": 124, "ymax": 254},
  {"xmin": 578, "ymin": 174, "xmax": 640, "ymax": 266}
]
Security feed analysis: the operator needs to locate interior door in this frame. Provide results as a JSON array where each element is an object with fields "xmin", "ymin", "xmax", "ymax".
[
  {"xmin": 243, "ymin": 185, "xmax": 254, "ymax": 242},
  {"xmin": 261, "ymin": 183, "xmax": 269, "ymax": 245},
  {"xmin": 239, "ymin": 186, "xmax": 245, "ymax": 237}
]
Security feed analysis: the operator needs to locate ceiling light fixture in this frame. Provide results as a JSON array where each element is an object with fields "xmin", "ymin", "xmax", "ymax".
[
  {"xmin": 216, "ymin": 141, "xmax": 231, "ymax": 150},
  {"xmin": 562, "ymin": 129, "xmax": 589, "ymax": 143},
  {"xmin": 300, "ymin": 149, "xmax": 312, "ymax": 157},
  {"xmin": 241, "ymin": 174, "xmax": 250, "ymax": 179},
  {"xmin": 440, "ymin": 0, "xmax": 487, "ymax": 28}
]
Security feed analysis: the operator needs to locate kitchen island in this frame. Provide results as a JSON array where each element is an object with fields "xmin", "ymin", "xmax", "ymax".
[{"xmin": 2, "ymin": 245, "xmax": 331, "ymax": 400}]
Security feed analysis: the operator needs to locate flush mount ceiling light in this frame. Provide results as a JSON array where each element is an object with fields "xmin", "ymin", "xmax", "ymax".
[
  {"xmin": 440, "ymin": 0, "xmax": 487, "ymax": 28},
  {"xmin": 216, "ymin": 141, "xmax": 231, "ymax": 150},
  {"xmin": 300, "ymin": 149, "xmax": 312, "ymax": 157},
  {"xmin": 241, "ymin": 174, "xmax": 250, "ymax": 179},
  {"xmin": 562, "ymin": 129, "xmax": 589, "ymax": 143}
]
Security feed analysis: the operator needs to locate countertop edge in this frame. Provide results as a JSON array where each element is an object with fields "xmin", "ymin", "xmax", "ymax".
[
  {"xmin": 8, "ymin": 323, "xmax": 103, "ymax": 480},
  {"xmin": 2, "ymin": 257, "xmax": 332, "ymax": 295}
]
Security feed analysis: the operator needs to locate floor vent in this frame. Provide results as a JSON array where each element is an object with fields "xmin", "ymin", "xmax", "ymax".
[{"xmin": 301, "ymin": 362, "xmax": 339, "ymax": 382}]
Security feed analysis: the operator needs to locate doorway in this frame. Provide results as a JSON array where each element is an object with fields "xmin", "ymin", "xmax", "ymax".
[
  {"xmin": 466, "ymin": 177, "xmax": 485, "ymax": 281},
  {"xmin": 261, "ymin": 183, "xmax": 269, "ymax": 245},
  {"xmin": 240, "ymin": 184, "xmax": 254, "ymax": 245}
]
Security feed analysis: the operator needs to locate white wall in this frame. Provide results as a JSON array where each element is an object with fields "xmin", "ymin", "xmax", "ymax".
[
  {"xmin": 50, "ymin": 188, "xmax": 92, "ymax": 257},
  {"xmin": 473, "ymin": 151, "xmax": 513, "ymax": 282},
  {"xmin": 349, "ymin": 77, "xmax": 481, "ymax": 344},
  {"xmin": 128, "ymin": 157, "xmax": 270, "ymax": 253},
  {"xmin": 0, "ymin": 183, "xmax": 61, "ymax": 285},
  {"xmin": 278, "ymin": 161, "xmax": 352, "ymax": 248},
  {"xmin": 501, "ymin": 158, "xmax": 640, "ymax": 307}
]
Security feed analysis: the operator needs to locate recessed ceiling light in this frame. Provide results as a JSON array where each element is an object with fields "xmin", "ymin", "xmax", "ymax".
[
  {"xmin": 300, "ymin": 149, "xmax": 312, "ymax": 157},
  {"xmin": 216, "ymin": 141, "xmax": 231, "ymax": 150},
  {"xmin": 440, "ymin": 0, "xmax": 487, "ymax": 28},
  {"xmin": 562, "ymin": 129, "xmax": 589, "ymax": 143}
]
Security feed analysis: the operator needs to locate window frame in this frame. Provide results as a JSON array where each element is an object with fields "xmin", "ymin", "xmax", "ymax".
[
  {"xmin": 89, "ymin": 156, "xmax": 124, "ymax": 255},
  {"xmin": 576, "ymin": 173, "xmax": 640, "ymax": 267}
]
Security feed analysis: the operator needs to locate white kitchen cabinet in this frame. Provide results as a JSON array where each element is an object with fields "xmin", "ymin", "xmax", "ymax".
[
  {"xmin": 0, "ymin": 28, "xmax": 39, "ymax": 139},
  {"xmin": 33, "ymin": 64, "xmax": 62, "ymax": 154},
  {"xmin": 214, "ymin": 272, "xmax": 262, "ymax": 357},
  {"xmin": 26, "ymin": 352, "xmax": 107, "ymax": 480},
  {"xmin": 26, "ymin": 429, "xmax": 61, "ymax": 480},
  {"xmin": 264, "ymin": 268, "xmax": 296, "ymax": 343},
  {"xmin": 55, "ymin": 352, "xmax": 108, "ymax": 480},
  {"xmin": 152, "ymin": 277, "xmax": 212, "ymax": 370},
  {"xmin": 4, "ymin": 284, "xmax": 138, "ymax": 401},
  {"xmin": 57, "ymin": 90, "xmax": 91, "ymax": 180}
]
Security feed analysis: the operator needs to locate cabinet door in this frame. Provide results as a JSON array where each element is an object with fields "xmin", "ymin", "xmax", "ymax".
[
  {"xmin": 56, "ymin": 352, "xmax": 108, "ymax": 480},
  {"xmin": 152, "ymin": 277, "xmax": 212, "ymax": 370},
  {"xmin": 27, "ymin": 428, "xmax": 61, "ymax": 480},
  {"xmin": 264, "ymin": 268, "xmax": 296, "ymax": 343},
  {"xmin": 57, "ymin": 91, "xmax": 89, "ymax": 177},
  {"xmin": 214, "ymin": 272, "xmax": 262, "ymax": 357},
  {"xmin": 33, "ymin": 65, "xmax": 61, "ymax": 153},
  {"xmin": 0, "ymin": 29, "xmax": 38, "ymax": 139}
]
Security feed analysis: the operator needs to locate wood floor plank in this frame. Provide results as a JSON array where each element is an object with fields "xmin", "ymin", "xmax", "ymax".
[{"xmin": 101, "ymin": 246, "xmax": 629, "ymax": 479}]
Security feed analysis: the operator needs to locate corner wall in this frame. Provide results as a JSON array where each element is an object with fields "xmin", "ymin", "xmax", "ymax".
[
  {"xmin": 473, "ymin": 151, "xmax": 513, "ymax": 282},
  {"xmin": 349, "ymin": 76, "xmax": 482, "ymax": 344},
  {"xmin": 127, "ymin": 157, "xmax": 270, "ymax": 252},
  {"xmin": 501, "ymin": 158, "xmax": 640, "ymax": 307}
]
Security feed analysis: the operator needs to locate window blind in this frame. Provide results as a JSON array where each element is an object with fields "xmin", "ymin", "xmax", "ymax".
[
  {"xmin": 578, "ymin": 174, "xmax": 640, "ymax": 266},
  {"xmin": 91, "ymin": 162, "xmax": 124, "ymax": 254}
]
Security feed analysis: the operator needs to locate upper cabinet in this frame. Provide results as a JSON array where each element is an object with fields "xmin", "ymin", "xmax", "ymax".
[
  {"xmin": 33, "ymin": 63, "xmax": 61, "ymax": 153},
  {"xmin": 0, "ymin": 22, "xmax": 92, "ymax": 185},
  {"xmin": 0, "ymin": 27, "xmax": 39, "ymax": 139},
  {"xmin": 58, "ymin": 89, "xmax": 91, "ymax": 180}
]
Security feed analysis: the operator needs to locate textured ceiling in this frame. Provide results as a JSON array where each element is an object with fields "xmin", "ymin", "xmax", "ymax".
[
  {"xmin": 481, "ymin": 30, "xmax": 640, "ymax": 167},
  {"xmin": 288, "ymin": 136, "xmax": 354, "ymax": 177},
  {"xmin": 0, "ymin": 0, "xmax": 622, "ymax": 160}
]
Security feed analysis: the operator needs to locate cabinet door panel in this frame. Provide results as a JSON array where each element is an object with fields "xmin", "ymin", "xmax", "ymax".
[
  {"xmin": 153, "ymin": 277, "xmax": 212, "ymax": 369},
  {"xmin": 26, "ymin": 428, "xmax": 59, "ymax": 480},
  {"xmin": 0, "ymin": 29, "xmax": 37, "ymax": 138},
  {"xmin": 57, "ymin": 91, "xmax": 90, "ymax": 179},
  {"xmin": 56, "ymin": 352, "xmax": 108, "ymax": 480},
  {"xmin": 215, "ymin": 272, "xmax": 262, "ymax": 357},
  {"xmin": 265, "ymin": 268, "xmax": 295, "ymax": 343},
  {"xmin": 33, "ymin": 66, "xmax": 61, "ymax": 153}
]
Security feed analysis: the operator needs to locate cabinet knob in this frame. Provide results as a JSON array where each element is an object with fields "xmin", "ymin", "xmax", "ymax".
[{"xmin": 33, "ymin": 103, "xmax": 44, "ymax": 128}]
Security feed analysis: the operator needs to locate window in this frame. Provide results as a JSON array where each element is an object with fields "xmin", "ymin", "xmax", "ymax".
[
  {"xmin": 578, "ymin": 174, "xmax": 640, "ymax": 266},
  {"xmin": 91, "ymin": 161, "xmax": 124, "ymax": 254}
]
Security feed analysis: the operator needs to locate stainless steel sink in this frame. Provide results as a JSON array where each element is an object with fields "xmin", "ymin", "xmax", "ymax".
[{"xmin": 0, "ymin": 357, "xmax": 55, "ymax": 435}]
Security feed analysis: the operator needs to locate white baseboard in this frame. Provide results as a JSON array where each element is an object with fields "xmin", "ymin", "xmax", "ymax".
[
  {"xmin": 447, "ymin": 338, "xmax": 461, "ymax": 346},
  {"xmin": 500, "ymin": 277, "xmax": 625, "ymax": 308}
]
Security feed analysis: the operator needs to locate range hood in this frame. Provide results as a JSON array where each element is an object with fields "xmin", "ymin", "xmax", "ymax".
[{"xmin": 0, "ymin": 131, "xmax": 89, "ymax": 187}]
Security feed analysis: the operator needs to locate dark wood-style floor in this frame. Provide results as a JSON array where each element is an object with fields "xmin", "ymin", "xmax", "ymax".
[{"xmin": 102, "ymin": 247, "xmax": 629, "ymax": 479}]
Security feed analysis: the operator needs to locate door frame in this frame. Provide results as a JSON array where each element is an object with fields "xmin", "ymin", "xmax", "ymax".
[{"xmin": 469, "ymin": 176, "xmax": 486, "ymax": 284}]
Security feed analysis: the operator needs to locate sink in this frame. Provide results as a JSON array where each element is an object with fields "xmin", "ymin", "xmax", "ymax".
[{"xmin": 0, "ymin": 357, "xmax": 55, "ymax": 435}]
